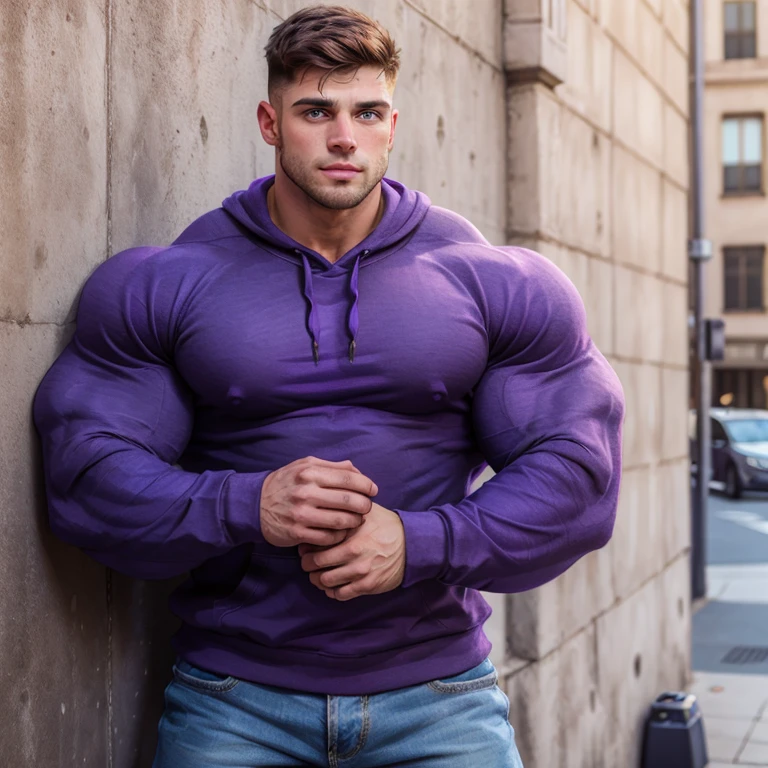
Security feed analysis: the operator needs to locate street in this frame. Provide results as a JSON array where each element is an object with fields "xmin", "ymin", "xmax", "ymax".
[
  {"xmin": 707, "ymin": 492, "xmax": 768, "ymax": 567},
  {"xmin": 690, "ymin": 490, "xmax": 768, "ymax": 766},
  {"xmin": 694, "ymin": 490, "xmax": 768, "ymax": 674}
]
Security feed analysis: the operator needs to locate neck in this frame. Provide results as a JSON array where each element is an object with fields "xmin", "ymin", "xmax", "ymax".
[{"xmin": 267, "ymin": 173, "xmax": 384, "ymax": 263}]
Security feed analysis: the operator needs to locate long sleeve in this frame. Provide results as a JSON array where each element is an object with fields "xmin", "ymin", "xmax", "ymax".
[
  {"xmin": 397, "ymin": 248, "xmax": 625, "ymax": 593},
  {"xmin": 33, "ymin": 247, "xmax": 268, "ymax": 580}
]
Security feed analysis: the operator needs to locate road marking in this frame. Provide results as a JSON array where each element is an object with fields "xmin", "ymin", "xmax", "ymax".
[
  {"xmin": 717, "ymin": 509, "xmax": 768, "ymax": 535},
  {"xmin": 707, "ymin": 564, "xmax": 768, "ymax": 604}
]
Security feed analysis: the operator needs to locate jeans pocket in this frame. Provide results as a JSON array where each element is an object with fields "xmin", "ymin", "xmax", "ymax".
[
  {"xmin": 172, "ymin": 660, "xmax": 240, "ymax": 693},
  {"xmin": 427, "ymin": 658, "xmax": 498, "ymax": 694}
]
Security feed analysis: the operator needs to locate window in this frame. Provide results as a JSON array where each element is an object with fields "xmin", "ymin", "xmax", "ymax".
[
  {"xmin": 725, "ymin": 1, "xmax": 757, "ymax": 59},
  {"xmin": 724, "ymin": 246, "xmax": 765, "ymax": 311},
  {"xmin": 714, "ymin": 369, "xmax": 768, "ymax": 409},
  {"xmin": 723, "ymin": 116, "xmax": 763, "ymax": 194}
]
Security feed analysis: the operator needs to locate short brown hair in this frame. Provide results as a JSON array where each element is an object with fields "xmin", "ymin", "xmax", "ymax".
[{"xmin": 265, "ymin": 5, "xmax": 400, "ymax": 98}]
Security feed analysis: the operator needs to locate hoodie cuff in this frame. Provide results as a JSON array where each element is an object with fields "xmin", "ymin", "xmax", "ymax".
[
  {"xmin": 221, "ymin": 471, "xmax": 271, "ymax": 546},
  {"xmin": 395, "ymin": 509, "xmax": 448, "ymax": 587}
]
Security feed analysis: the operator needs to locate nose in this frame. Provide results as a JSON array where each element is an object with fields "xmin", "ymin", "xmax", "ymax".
[{"xmin": 327, "ymin": 114, "xmax": 357, "ymax": 154}]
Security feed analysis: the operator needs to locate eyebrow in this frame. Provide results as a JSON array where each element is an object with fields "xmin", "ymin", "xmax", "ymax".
[{"xmin": 291, "ymin": 97, "xmax": 391, "ymax": 110}]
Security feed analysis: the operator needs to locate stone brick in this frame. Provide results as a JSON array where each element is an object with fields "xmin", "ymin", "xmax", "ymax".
[
  {"xmin": 109, "ymin": 0, "xmax": 275, "ymax": 252},
  {"xmin": 612, "ymin": 146, "xmax": 663, "ymax": 274},
  {"xmin": 507, "ymin": 85, "xmax": 542, "ymax": 235},
  {"xmin": 613, "ymin": 49, "xmax": 665, "ymax": 170},
  {"xmin": 500, "ymin": 0, "xmax": 542, "ymax": 22},
  {"xmin": 664, "ymin": 102, "xmax": 689, "ymax": 190},
  {"xmin": 586, "ymin": 255, "xmax": 615, "ymax": 355},
  {"xmin": 601, "ymin": 0, "xmax": 640, "ymax": 63},
  {"xmin": 507, "ymin": 546, "xmax": 614, "ymax": 660},
  {"xmin": 391, "ymin": 7, "xmax": 507, "ymax": 240},
  {"xmin": 505, "ymin": 626, "xmax": 607, "ymax": 768},
  {"xmin": 482, "ymin": 591, "xmax": 509, "ymax": 668},
  {"xmin": 610, "ymin": 465, "xmax": 663, "ymax": 598},
  {"xmin": 643, "ymin": 0, "xmax": 663, "ymax": 19},
  {"xmin": 613, "ymin": 361, "xmax": 662, "ymax": 467},
  {"xmin": 663, "ymin": 34, "xmax": 689, "ymax": 116},
  {"xmin": 507, "ymin": 557, "xmax": 691, "ymax": 768},
  {"xmin": 0, "ymin": 1, "xmax": 107, "ymax": 326},
  {"xmin": 657, "ymin": 460, "xmax": 691, "ymax": 565},
  {"xmin": 559, "ymin": 0, "xmax": 612, "ymax": 132},
  {"xmin": 637, "ymin": 0, "xmax": 665, "ymax": 87},
  {"xmin": 406, "ymin": 0, "xmax": 503, "ymax": 68},
  {"xmin": 615, "ymin": 267, "xmax": 664, "ymax": 363},
  {"xmin": 0, "ymin": 322, "xmax": 108, "ymax": 767},
  {"xmin": 658, "ymin": 555, "xmax": 692, "ymax": 690},
  {"xmin": 662, "ymin": 281, "xmax": 689, "ymax": 366},
  {"xmin": 109, "ymin": 574, "xmax": 182, "ymax": 768},
  {"xmin": 662, "ymin": 178, "xmax": 689, "ymax": 284},
  {"xmin": 661, "ymin": 367, "xmax": 690, "ymax": 461},
  {"xmin": 595, "ymin": 573, "xmax": 671, "ymax": 768},
  {"xmin": 538, "ymin": 93, "xmax": 611, "ymax": 256},
  {"xmin": 665, "ymin": 0, "xmax": 690, "ymax": 55}
]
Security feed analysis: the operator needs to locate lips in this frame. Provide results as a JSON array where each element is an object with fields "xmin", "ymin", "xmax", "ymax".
[{"xmin": 320, "ymin": 165, "xmax": 362, "ymax": 180}]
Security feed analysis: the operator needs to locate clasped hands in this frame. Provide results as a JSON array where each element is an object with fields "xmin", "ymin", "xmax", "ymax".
[{"xmin": 259, "ymin": 457, "xmax": 405, "ymax": 601}]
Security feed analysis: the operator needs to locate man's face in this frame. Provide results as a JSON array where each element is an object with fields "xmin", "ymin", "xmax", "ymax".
[{"xmin": 269, "ymin": 66, "xmax": 398, "ymax": 210}]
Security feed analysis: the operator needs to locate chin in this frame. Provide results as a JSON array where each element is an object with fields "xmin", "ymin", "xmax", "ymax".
[{"xmin": 312, "ymin": 184, "xmax": 374, "ymax": 211}]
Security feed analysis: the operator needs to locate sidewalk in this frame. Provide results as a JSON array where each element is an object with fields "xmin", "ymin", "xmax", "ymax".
[
  {"xmin": 689, "ymin": 670, "xmax": 768, "ymax": 765},
  {"xmin": 691, "ymin": 564, "xmax": 768, "ymax": 766}
]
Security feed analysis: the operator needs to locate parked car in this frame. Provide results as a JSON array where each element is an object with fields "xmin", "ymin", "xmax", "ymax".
[{"xmin": 690, "ymin": 408, "xmax": 768, "ymax": 498}]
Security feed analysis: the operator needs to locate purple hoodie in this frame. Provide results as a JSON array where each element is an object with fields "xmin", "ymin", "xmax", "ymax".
[{"xmin": 33, "ymin": 176, "xmax": 624, "ymax": 694}]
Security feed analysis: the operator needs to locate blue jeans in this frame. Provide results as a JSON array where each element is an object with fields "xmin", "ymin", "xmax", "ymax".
[{"xmin": 153, "ymin": 658, "xmax": 525, "ymax": 767}]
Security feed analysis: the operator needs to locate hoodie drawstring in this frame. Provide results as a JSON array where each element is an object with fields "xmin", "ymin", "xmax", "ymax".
[
  {"xmin": 347, "ymin": 251, "xmax": 366, "ymax": 363},
  {"xmin": 301, "ymin": 253, "xmax": 321, "ymax": 364},
  {"xmin": 299, "ymin": 249, "xmax": 369, "ymax": 364}
]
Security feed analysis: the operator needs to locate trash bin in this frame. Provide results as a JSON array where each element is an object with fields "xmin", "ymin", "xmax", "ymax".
[{"xmin": 641, "ymin": 692, "xmax": 708, "ymax": 768}]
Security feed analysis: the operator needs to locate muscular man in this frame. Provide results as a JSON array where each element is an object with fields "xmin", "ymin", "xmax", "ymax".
[{"xmin": 34, "ymin": 6, "xmax": 624, "ymax": 767}]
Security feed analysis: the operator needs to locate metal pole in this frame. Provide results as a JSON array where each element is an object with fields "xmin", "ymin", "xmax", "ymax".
[{"xmin": 690, "ymin": 0, "xmax": 712, "ymax": 602}]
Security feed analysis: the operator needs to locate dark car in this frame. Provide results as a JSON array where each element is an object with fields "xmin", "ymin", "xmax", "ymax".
[{"xmin": 691, "ymin": 408, "xmax": 768, "ymax": 498}]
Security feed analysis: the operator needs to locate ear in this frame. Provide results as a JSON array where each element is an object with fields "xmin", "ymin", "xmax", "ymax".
[
  {"xmin": 388, "ymin": 109, "xmax": 399, "ymax": 151},
  {"xmin": 257, "ymin": 100, "xmax": 280, "ymax": 147}
]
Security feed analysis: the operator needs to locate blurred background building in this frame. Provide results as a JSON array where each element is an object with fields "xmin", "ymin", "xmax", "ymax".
[{"xmin": 705, "ymin": 0, "xmax": 768, "ymax": 408}]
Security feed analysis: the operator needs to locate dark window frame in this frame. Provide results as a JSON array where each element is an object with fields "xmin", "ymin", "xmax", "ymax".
[
  {"xmin": 722, "ymin": 114, "xmax": 764, "ymax": 196},
  {"xmin": 724, "ymin": 1, "xmax": 757, "ymax": 60},
  {"xmin": 723, "ymin": 245, "xmax": 765, "ymax": 312}
]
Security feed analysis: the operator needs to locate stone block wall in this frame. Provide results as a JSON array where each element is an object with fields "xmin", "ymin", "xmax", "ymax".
[
  {"xmin": 0, "ymin": 0, "xmax": 689, "ymax": 765},
  {"xmin": 503, "ymin": 1, "xmax": 691, "ymax": 766}
]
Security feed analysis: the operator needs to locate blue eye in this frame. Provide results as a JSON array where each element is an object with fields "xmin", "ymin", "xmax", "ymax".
[
  {"xmin": 306, "ymin": 109, "xmax": 326, "ymax": 119},
  {"xmin": 360, "ymin": 111, "xmax": 377, "ymax": 120}
]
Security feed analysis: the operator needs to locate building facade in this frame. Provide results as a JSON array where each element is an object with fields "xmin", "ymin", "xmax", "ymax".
[
  {"xmin": 705, "ymin": 0, "xmax": 768, "ymax": 407},
  {"xmin": 0, "ymin": 1, "xmax": 690, "ymax": 766}
]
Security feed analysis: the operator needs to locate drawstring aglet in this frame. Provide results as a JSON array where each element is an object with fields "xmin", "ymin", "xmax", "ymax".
[
  {"xmin": 348, "ymin": 340, "xmax": 356, "ymax": 363},
  {"xmin": 312, "ymin": 340, "xmax": 319, "ymax": 365}
]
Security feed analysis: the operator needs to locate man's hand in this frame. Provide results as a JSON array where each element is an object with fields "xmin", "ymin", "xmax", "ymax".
[
  {"xmin": 260, "ymin": 457, "xmax": 378, "ymax": 548},
  {"xmin": 298, "ymin": 503, "xmax": 405, "ymax": 601}
]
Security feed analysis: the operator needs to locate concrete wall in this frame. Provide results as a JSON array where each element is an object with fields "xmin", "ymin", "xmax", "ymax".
[
  {"xmin": 0, "ymin": 0, "xmax": 689, "ymax": 766},
  {"xmin": 1, "ymin": 1, "xmax": 505, "ymax": 765},
  {"xmin": 502, "ymin": 1, "xmax": 692, "ymax": 766}
]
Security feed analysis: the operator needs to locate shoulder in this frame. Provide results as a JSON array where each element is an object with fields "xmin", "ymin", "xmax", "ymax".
[
  {"xmin": 415, "ymin": 209, "xmax": 566, "ymax": 284},
  {"xmin": 77, "ymin": 243, "xmax": 224, "ymax": 352},
  {"xmin": 418, "ymin": 206, "xmax": 490, "ymax": 246},
  {"xmin": 84, "ymin": 236, "xmax": 233, "ymax": 297}
]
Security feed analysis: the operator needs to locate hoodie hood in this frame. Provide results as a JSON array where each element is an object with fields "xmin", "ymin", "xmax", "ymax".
[{"xmin": 220, "ymin": 175, "xmax": 430, "ymax": 363}]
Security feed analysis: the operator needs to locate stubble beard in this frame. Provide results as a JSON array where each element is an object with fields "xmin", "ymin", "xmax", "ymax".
[{"xmin": 278, "ymin": 148, "xmax": 389, "ymax": 211}]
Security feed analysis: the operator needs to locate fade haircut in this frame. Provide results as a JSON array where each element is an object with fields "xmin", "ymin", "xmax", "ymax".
[{"xmin": 265, "ymin": 5, "xmax": 401, "ymax": 100}]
